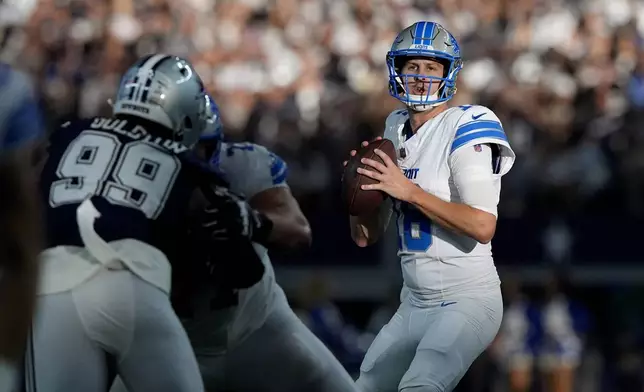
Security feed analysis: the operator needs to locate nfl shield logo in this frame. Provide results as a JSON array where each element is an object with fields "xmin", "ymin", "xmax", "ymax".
[{"xmin": 474, "ymin": 144, "xmax": 482, "ymax": 152}]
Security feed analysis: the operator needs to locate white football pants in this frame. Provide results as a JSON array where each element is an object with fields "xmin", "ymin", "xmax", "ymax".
[
  {"xmin": 111, "ymin": 288, "xmax": 358, "ymax": 392},
  {"xmin": 356, "ymin": 288, "xmax": 503, "ymax": 392},
  {"xmin": 25, "ymin": 269, "xmax": 203, "ymax": 392},
  {"xmin": 196, "ymin": 291, "xmax": 357, "ymax": 392}
]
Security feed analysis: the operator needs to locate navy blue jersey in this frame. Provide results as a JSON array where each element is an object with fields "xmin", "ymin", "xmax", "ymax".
[{"xmin": 40, "ymin": 116, "xmax": 220, "ymax": 257}]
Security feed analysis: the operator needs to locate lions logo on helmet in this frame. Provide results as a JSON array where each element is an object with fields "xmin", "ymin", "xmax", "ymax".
[
  {"xmin": 113, "ymin": 54, "xmax": 208, "ymax": 148},
  {"xmin": 387, "ymin": 22, "xmax": 463, "ymax": 112}
]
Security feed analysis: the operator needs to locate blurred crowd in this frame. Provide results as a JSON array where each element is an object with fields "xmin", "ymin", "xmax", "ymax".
[
  {"xmin": 3, "ymin": 0, "xmax": 644, "ymax": 263},
  {"xmin": 4, "ymin": 1, "xmax": 644, "ymax": 390}
]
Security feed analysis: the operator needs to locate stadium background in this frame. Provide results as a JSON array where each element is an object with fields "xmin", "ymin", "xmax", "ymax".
[{"xmin": 3, "ymin": 0, "xmax": 644, "ymax": 390}]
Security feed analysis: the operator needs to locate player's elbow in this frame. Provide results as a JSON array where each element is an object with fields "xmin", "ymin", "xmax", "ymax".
[
  {"xmin": 290, "ymin": 219, "xmax": 312, "ymax": 249},
  {"xmin": 274, "ymin": 213, "xmax": 312, "ymax": 250},
  {"xmin": 475, "ymin": 227, "xmax": 495, "ymax": 245},
  {"xmin": 471, "ymin": 210, "xmax": 497, "ymax": 244}
]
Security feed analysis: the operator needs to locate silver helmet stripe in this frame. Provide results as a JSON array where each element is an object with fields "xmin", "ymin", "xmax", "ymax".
[{"xmin": 135, "ymin": 54, "xmax": 171, "ymax": 103}]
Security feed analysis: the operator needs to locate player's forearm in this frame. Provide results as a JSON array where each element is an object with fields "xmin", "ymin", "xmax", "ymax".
[
  {"xmin": 261, "ymin": 210, "xmax": 312, "ymax": 250},
  {"xmin": 408, "ymin": 186, "xmax": 496, "ymax": 244},
  {"xmin": 249, "ymin": 187, "xmax": 312, "ymax": 251},
  {"xmin": 350, "ymin": 198, "xmax": 392, "ymax": 247}
]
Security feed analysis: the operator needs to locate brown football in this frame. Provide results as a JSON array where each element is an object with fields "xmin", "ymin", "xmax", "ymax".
[{"xmin": 342, "ymin": 138, "xmax": 398, "ymax": 216}]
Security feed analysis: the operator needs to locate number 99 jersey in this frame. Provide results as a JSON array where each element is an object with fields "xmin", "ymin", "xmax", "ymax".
[{"xmin": 40, "ymin": 116, "xmax": 214, "ymax": 274}]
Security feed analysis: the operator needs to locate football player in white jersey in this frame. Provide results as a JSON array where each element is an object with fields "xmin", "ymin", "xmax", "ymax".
[
  {"xmin": 110, "ymin": 95, "xmax": 357, "ymax": 392},
  {"xmin": 190, "ymin": 95, "xmax": 358, "ymax": 391},
  {"xmin": 346, "ymin": 22, "xmax": 516, "ymax": 392}
]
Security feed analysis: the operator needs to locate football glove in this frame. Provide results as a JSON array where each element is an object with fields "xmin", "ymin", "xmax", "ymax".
[{"xmin": 200, "ymin": 186, "xmax": 273, "ymax": 245}]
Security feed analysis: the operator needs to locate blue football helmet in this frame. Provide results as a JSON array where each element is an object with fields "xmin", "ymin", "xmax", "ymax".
[
  {"xmin": 387, "ymin": 22, "xmax": 463, "ymax": 111},
  {"xmin": 199, "ymin": 94, "xmax": 224, "ymax": 167},
  {"xmin": 200, "ymin": 94, "xmax": 223, "ymax": 142}
]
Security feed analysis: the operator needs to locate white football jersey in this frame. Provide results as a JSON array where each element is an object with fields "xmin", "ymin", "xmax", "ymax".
[
  {"xmin": 215, "ymin": 141, "xmax": 288, "ymax": 345},
  {"xmin": 383, "ymin": 105, "xmax": 516, "ymax": 303}
]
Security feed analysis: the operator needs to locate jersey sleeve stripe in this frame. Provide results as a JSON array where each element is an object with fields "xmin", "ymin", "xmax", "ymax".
[
  {"xmin": 272, "ymin": 166, "xmax": 288, "ymax": 185},
  {"xmin": 270, "ymin": 156, "xmax": 284, "ymax": 177},
  {"xmin": 450, "ymin": 130, "xmax": 508, "ymax": 153},
  {"xmin": 454, "ymin": 120, "xmax": 503, "ymax": 138},
  {"xmin": 270, "ymin": 155, "xmax": 288, "ymax": 185}
]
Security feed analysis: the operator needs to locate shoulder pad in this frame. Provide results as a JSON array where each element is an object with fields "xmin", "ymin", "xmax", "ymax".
[
  {"xmin": 218, "ymin": 142, "xmax": 288, "ymax": 198},
  {"xmin": 450, "ymin": 105, "xmax": 515, "ymax": 175},
  {"xmin": 385, "ymin": 109, "xmax": 409, "ymax": 128},
  {"xmin": 383, "ymin": 109, "xmax": 409, "ymax": 148}
]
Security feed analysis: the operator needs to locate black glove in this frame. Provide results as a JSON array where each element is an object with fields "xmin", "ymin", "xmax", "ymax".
[{"xmin": 200, "ymin": 186, "xmax": 273, "ymax": 246}]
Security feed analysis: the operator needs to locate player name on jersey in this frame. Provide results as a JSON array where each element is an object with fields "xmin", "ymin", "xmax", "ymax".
[{"xmin": 86, "ymin": 117, "xmax": 189, "ymax": 155}]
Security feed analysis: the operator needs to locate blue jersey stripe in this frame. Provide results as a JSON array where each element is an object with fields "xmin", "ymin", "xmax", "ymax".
[
  {"xmin": 269, "ymin": 155, "xmax": 283, "ymax": 177},
  {"xmin": 270, "ymin": 154, "xmax": 288, "ymax": 185},
  {"xmin": 450, "ymin": 130, "xmax": 508, "ymax": 153},
  {"xmin": 455, "ymin": 120, "xmax": 503, "ymax": 138},
  {"xmin": 272, "ymin": 167, "xmax": 288, "ymax": 185}
]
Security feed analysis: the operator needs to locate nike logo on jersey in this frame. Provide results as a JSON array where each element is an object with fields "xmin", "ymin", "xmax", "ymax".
[
  {"xmin": 440, "ymin": 301, "xmax": 457, "ymax": 307},
  {"xmin": 472, "ymin": 113, "xmax": 485, "ymax": 120}
]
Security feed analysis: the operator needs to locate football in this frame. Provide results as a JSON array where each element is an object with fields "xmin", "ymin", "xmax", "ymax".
[{"xmin": 342, "ymin": 138, "xmax": 397, "ymax": 216}]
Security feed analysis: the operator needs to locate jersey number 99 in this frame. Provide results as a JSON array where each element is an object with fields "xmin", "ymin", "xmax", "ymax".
[
  {"xmin": 49, "ymin": 130, "xmax": 181, "ymax": 219},
  {"xmin": 395, "ymin": 201, "xmax": 432, "ymax": 252}
]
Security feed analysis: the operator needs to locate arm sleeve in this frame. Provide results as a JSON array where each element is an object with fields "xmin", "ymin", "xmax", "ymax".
[{"xmin": 449, "ymin": 143, "xmax": 501, "ymax": 217}]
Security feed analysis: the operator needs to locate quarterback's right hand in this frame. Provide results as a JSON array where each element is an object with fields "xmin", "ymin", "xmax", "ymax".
[{"xmin": 342, "ymin": 136, "xmax": 383, "ymax": 167}]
